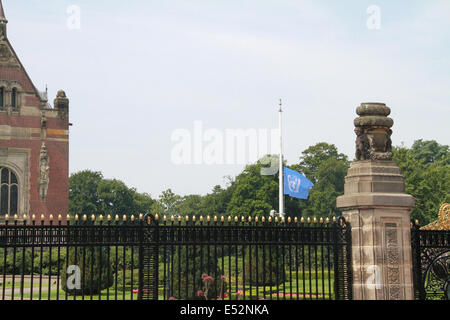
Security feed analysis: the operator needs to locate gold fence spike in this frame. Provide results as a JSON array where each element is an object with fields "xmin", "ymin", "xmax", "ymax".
[
  {"xmin": 301, "ymin": 217, "xmax": 305, "ymax": 223},
  {"xmin": 415, "ymin": 220, "xmax": 419, "ymax": 226},
  {"xmin": 326, "ymin": 217, "xmax": 330, "ymax": 224},
  {"xmin": 131, "ymin": 215, "xmax": 135, "ymax": 222},
  {"xmin": 82, "ymin": 214, "xmax": 87, "ymax": 221},
  {"xmin": 5, "ymin": 214, "xmax": 9, "ymax": 221},
  {"xmin": 32, "ymin": 214, "xmax": 36, "ymax": 221},
  {"xmin": 307, "ymin": 217, "xmax": 311, "ymax": 223},
  {"xmin": 313, "ymin": 217, "xmax": 317, "ymax": 224},
  {"xmin": 123, "ymin": 215, "xmax": 127, "ymax": 222},
  {"xmin": 178, "ymin": 216, "xmax": 182, "ymax": 222},
  {"xmin": 23, "ymin": 215, "xmax": 28, "ymax": 221},
  {"xmin": 40, "ymin": 214, "xmax": 45, "ymax": 221},
  {"xmin": 262, "ymin": 217, "xmax": 266, "ymax": 223},
  {"xmin": 185, "ymin": 216, "xmax": 189, "ymax": 222},
  {"xmin": 163, "ymin": 215, "xmax": 167, "ymax": 222},
  {"xmin": 154, "ymin": 214, "xmax": 159, "ymax": 221},
  {"xmin": 248, "ymin": 216, "xmax": 252, "ymax": 223},
  {"xmin": 241, "ymin": 216, "xmax": 245, "ymax": 223},
  {"xmin": 139, "ymin": 213, "xmax": 143, "ymax": 220},
  {"xmin": 14, "ymin": 214, "xmax": 19, "ymax": 221},
  {"xmin": 58, "ymin": 214, "xmax": 62, "ymax": 221},
  {"xmin": 294, "ymin": 217, "xmax": 298, "ymax": 223},
  {"xmin": 50, "ymin": 214, "xmax": 54, "ymax": 221},
  {"xmin": 288, "ymin": 217, "xmax": 292, "ymax": 223},
  {"xmin": 275, "ymin": 217, "xmax": 279, "ymax": 223},
  {"xmin": 255, "ymin": 216, "xmax": 259, "ymax": 223},
  {"xmin": 214, "ymin": 216, "xmax": 218, "ymax": 222},
  {"xmin": 91, "ymin": 214, "xmax": 96, "ymax": 222},
  {"xmin": 207, "ymin": 216, "xmax": 211, "ymax": 222},
  {"xmin": 221, "ymin": 216, "xmax": 224, "ymax": 223},
  {"xmin": 115, "ymin": 215, "xmax": 119, "ymax": 222},
  {"xmin": 281, "ymin": 217, "xmax": 285, "ymax": 223},
  {"xmin": 333, "ymin": 216, "xmax": 337, "ymax": 222},
  {"xmin": 75, "ymin": 214, "xmax": 79, "ymax": 221},
  {"xmin": 199, "ymin": 216, "xmax": 204, "ymax": 222},
  {"xmin": 171, "ymin": 215, "xmax": 175, "ymax": 222},
  {"xmin": 192, "ymin": 216, "xmax": 197, "ymax": 222},
  {"xmin": 107, "ymin": 215, "xmax": 112, "ymax": 222},
  {"xmin": 99, "ymin": 215, "xmax": 104, "ymax": 221},
  {"xmin": 320, "ymin": 217, "xmax": 324, "ymax": 223},
  {"xmin": 268, "ymin": 217, "xmax": 272, "ymax": 223},
  {"xmin": 228, "ymin": 216, "xmax": 232, "ymax": 223},
  {"xmin": 234, "ymin": 216, "xmax": 239, "ymax": 223}
]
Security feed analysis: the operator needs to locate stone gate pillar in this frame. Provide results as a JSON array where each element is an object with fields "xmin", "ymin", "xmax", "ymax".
[{"xmin": 337, "ymin": 103, "xmax": 415, "ymax": 300}]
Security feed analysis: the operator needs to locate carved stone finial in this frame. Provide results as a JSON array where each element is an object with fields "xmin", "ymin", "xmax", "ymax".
[
  {"xmin": 354, "ymin": 102, "xmax": 393, "ymax": 161},
  {"xmin": 54, "ymin": 90, "xmax": 69, "ymax": 120}
]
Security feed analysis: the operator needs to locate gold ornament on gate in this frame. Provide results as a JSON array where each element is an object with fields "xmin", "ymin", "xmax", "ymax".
[{"xmin": 439, "ymin": 203, "xmax": 450, "ymax": 230}]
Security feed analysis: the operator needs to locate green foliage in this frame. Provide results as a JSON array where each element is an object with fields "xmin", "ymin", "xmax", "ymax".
[
  {"xmin": 0, "ymin": 248, "xmax": 66, "ymax": 275},
  {"xmin": 62, "ymin": 247, "xmax": 113, "ymax": 295},
  {"xmin": 393, "ymin": 140, "xmax": 450, "ymax": 224},
  {"xmin": 171, "ymin": 246, "xmax": 226, "ymax": 300},
  {"xmin": 69, "ymin": 170, "xmax": 154, "ymax": 216},
  {"xmin": 244, "ymin": 246, "xmax": 286, "ymax": 286}
]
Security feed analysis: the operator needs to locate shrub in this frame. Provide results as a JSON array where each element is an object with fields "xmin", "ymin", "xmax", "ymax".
[
  {"xmin": 171, "ymin": 246, "xmax": 227, "ymax": 300},
  {"xmin": 244, "ymin": 245, "xmax": 286, "ymax": 286},
  {"xmin": 62, "ymin": 246, "xmax": 113, "ymax": 295}
]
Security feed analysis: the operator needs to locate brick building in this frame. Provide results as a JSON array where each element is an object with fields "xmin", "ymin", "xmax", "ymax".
[{"xmin": 0, "ymin": 1, "xmax": 70, "ymax": 224}]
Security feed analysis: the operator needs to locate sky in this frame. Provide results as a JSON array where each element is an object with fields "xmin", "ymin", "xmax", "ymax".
[{"xmin": 4, "ymin": 0, "xmax": 450, "ymax": 197}]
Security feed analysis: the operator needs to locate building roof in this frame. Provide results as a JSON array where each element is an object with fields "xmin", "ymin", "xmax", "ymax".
[{"xmin": 0, "ymin": 0, "xmax": 7, "ymax": 23}]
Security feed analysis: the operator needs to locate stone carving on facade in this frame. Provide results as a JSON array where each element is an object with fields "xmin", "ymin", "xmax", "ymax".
[
  {"xmin": 354, "ymin": 103, "xmax": 394, "ymax": 161},
  {"xmin": 53, "ymin": 90, "xmax": 69, "ymax": 120},
  {"xmin": 384, "ymin": 224, "xmax": 402, "ymax": 300},
  {"xmin": 38, "ymin": 142, "xmax": 50, "ymax": 202},
  {"xmin": 41, "ymin": 113, "xmax": 47, "ymax": 140}
]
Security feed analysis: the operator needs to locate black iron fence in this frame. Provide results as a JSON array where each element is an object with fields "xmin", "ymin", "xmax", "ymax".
[
  {"xmin": 0, "ymin": 214, "xmax": 352, "ymax": 301},
  {"xmin": 411, "ymin": 224, "xmax": 450, "ymax": 300}
]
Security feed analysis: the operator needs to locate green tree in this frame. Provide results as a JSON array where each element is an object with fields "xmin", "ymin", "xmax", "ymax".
[
  {"xmin": 151, "ymin": 189, "xmax": 182, "ymax": 216},
  {"xmin": 69, "ymin": 170, "xmax": 103, "ymax": 215},
  {"xmin": 69, "ymin": 170, "xmax": 154, "ymax": 216},
  {"xmin": 393, "ymin": 140, "xmax": 450, "ymax": 224},
  {"xmin": 97, "ymin": 179, "xmax": 135, "ymax": 215}
]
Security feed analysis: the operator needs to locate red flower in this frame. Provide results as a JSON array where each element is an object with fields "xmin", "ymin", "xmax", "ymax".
[{"xmin": 197, "ymin": 290, "xmax": 204, "ymax": 297}]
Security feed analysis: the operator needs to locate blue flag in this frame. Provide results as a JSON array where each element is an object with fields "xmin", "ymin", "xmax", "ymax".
[{"xmin": 283, "ymin": 167, "xmax": 314, "ymax": 200}]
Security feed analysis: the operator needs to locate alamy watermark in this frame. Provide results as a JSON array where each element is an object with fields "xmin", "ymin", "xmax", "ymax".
[
  {"xmin": 66, "ymin": 265, "xmax": 81, "ymax": 290},
  {"xmin": 366, "ymin": 265, "xmax": 382, "ymax": 289},
  {"xmin": 171, "ymin": 121, "xmax": 280, "ymax": 167},
  {"xmin": 366, "ymin": 5, "xmax": 381, "ymax": 30},
  {"xmin": 67, "ymin": 5, "xmax": 81, "ymax": 31}
]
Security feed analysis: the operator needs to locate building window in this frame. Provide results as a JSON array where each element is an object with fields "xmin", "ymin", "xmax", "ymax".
[
  {"xmin": 0, "ymin": 88, "xmax": 3, "ymax": 108},
  {"xmin": 11, "ymin": 88, "xmax": 17, "ymax": 109},
  {"xmin": 0, "ymin": 167, "xmax": 19, "ymax": 215}
]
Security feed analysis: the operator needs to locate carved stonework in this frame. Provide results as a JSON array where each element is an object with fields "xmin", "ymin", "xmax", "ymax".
[
  {"xmin": 354, "ymin": 103, "xmax": 393, "ymax": 161},
  {"xmin": 38, "ymin": 143, "xmax": 50, "ymax": 202},
  {"xmin": 54, "ymin": 90, "xmax": 69, "ymax": 120},
  {"xmin": 384, "ymin": 223, "xmax": 402, "ymax": 300},
  {"xmin": 0, "ymin": 43, "xmax": 18, "ymax": 67}
]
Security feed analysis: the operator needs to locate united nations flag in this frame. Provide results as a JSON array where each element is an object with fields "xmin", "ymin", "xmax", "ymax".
[{"xmin": 283, "ymin": 167, "xmax": 314, "ymax": 200}]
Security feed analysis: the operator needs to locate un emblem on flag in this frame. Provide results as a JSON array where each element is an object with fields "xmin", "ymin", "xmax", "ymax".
[{"xmin": 287, "ymin": 174, "xmax": 301, "ymax": 193}]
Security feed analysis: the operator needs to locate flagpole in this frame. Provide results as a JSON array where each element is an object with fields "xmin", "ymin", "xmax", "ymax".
[{"xmin": 279, "ymin": 99, "xmax": 284, "ymax": 217}]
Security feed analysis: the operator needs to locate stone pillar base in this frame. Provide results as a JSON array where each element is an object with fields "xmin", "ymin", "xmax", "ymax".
[{"xmin": 337, "ymin": 160, "xmax": 415, "ymax": 300}]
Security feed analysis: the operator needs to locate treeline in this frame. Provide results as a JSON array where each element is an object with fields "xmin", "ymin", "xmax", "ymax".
[{"xmin": 69, "ymin": 140, "xmax": 449, "ymax": 225}]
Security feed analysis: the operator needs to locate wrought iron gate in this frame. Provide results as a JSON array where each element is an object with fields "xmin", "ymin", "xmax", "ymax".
[{"xmin": 411, "ymin": 225, "xmax": 450, "ymax": 300}]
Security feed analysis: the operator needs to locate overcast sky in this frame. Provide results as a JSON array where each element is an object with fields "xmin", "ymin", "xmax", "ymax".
[{"xmin": 5, "ymin": 0, "xmax": 450, "ymax": 197}]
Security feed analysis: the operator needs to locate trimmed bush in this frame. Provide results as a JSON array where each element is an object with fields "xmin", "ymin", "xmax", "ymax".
[
  {"xmin": 171, "ymin": 246, "xmax": 227, "ymax": 300},
  {"xmin": 244, "ymin": 245, "xmax": 286, "ymax": 286},
  {"xmin": 62, "ymin": 246, "xmax": 113, "ymax": 295}
]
